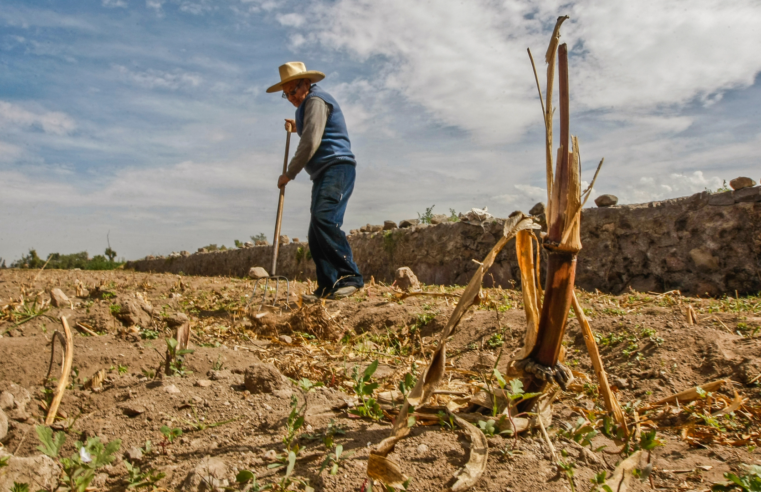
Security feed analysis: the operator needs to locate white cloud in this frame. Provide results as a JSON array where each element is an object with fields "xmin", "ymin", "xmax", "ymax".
[
  {"xmin": 277, "ymin": 13, "xmax": 305, "ymax": 27},
  {"xmin": 0, "ymin": 101, "xmax": 76, "ymax": 135},
  {"xmin": 284, "ymin": 0, "xmax": 761, "ymax": 144},
  {"xmin": 621, "ymin": 170, "xmax": 723, "ymax": 204},
  {"xmin": 146, "ymin": 0, "xmax": 163, "ymax": 13},
  {"xmin": 114, "ymin": 65, "xmax": 202, "ymax": 90},
  {"xmin": 102, "ymin": 0, "xmax": 127, "ymax": 8}
]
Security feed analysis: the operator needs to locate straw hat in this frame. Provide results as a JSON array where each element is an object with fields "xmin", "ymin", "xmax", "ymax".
[{"xmin": 266, "ymin": 62, "xmax": 325, "ymax": 93}]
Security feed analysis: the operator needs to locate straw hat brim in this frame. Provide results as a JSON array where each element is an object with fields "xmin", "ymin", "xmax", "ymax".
[{"xmin": 266, "ymin": 71, "xmax": 326, "ymax": 93}]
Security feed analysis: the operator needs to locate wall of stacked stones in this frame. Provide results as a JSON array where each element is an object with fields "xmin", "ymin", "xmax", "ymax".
[{"xmin": 125, "ymin": 188, "xmax": 761, "ymax": 295}]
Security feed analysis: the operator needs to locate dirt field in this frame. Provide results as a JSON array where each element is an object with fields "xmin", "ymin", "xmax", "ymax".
[{"xmin": 1, "ymin": 268, "xmax": 760, "ymax": 491}]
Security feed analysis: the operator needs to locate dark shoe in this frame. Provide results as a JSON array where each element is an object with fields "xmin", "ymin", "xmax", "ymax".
[
  {"xmin": 326, "ymin": 285, "xmax": 358, "ymax": 300},
  {"xmin": 301, "ymin": 293, "xmax": 320, "ymax": 304}
]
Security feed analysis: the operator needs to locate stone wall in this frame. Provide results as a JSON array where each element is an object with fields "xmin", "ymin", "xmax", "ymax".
[{"xmin": 126, "ymin": 188, "xmax": 761, "ymax": 295}]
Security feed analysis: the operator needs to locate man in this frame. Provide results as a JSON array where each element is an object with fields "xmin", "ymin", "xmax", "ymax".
[{"xmin": 267, "ymin": 61, "xmax": 364, "ymax": 301}]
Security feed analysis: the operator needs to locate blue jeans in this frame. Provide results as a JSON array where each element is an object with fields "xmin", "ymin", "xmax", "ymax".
[{"xmin": 309, "ymin": 163, "xmax": 364, "ymax": 296}]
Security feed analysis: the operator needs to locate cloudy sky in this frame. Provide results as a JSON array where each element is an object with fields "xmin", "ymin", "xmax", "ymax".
[{"xmin": 1, "ymin": 0, "xmax": 760, "ymax": 262}]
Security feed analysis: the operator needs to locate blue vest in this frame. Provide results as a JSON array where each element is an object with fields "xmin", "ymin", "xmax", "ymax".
[{"xmin": 295, "ymin": 84, "xmax": 356, "ymax": 179}]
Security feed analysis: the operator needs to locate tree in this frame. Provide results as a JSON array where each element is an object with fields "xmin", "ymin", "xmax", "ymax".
[{"xmin": 105, "ymin": 247, "xmax": 117, "ymax": 263}]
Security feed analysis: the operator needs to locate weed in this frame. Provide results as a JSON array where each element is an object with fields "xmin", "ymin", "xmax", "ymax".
[
  {"xmin": 710, "ymin": 464, "xmax": 761, "ymax": 491},
  {"xmin": 382, "ymin": 230, "xmax": 398, "ymax": 256},
  {"xmin": 124, "ymin": 461, "xmax": 166, "ymax": 489},
  {"xmin": 0, "ymin": 455, "xmax": 9, "ymax": 467},
  {"xmin": 36, "ymin": 425, "xmax": 121, "ymax": 492},
  {"xmin": 487, "ymin": 333, "xmax": 504, "ymax": 348},
  {"xmin": 235, "ymin": 470, "xmax": 263, "ymax": 491},
  {"xmin": 117, "ymin": 364, "xmax": 129, "ymax": 375},
  {"xmin": 398, "ymin": 371, "xmax": 416, "ymax": 399},
  {"xmin": 165, "ymin": 337, "xmax": 194, "ymax": 376},
  {"xmin": 141, "ymin": 369, "xmax": 155, "ymax": 379},
  {"xmin": 559, "ymin": 417, "xmax": 603, "ymax": 451},
  {"xmin": 418, "ymin": 204, "xmax": 435, "ymax": 224},
  {"xmin": 9, "ymin": 302, "xmax": 54, "ymax": 328},
  {"xmin": 10, "ymin": 483, "xmax": 31, "ymax": 492},
  {"xmin": 109, "ymin": 305, "xmax": 120, "ymax": 315},
  {"xmin": 212, "ymin": 355, "xmax": 224, "ymax": 371},
  {"xmin": 297, "ymin": 378, "xmax": 323, "ymax": 393},
  {"xmin": 477, "ymin": 417, "xmax": 511, "ymax": 438},
  {"xmin": 348, "ymin": 360, "xmax": 384, "ymax": 420},
  {"xmin": 590, "ymin": 471, "xmax": 612, "ymax": 492},
  {"xmin": 141, "ymin": 329, "xmax": 159, "ymax": 340},
  {"xmin": 558, "ymin": 460, "xmax": 576, "ymax": 492},
  {"xmin": 269, "ymin": 395, "xmax": 307, "ymax": 470},
  {"xmin": 449, "ymin": 208, "xmax": 459, "ymax": 222},
  {"xmin": 158, "ymin": 425, "xmax": 182, "ymax": 454},
  {"xmin": 437, "ymin": 411, "xmax": 455, "ymax": 431},
  {"xmin": 319, "ymin": 444, "xmax": 354, "ymax": 475}
]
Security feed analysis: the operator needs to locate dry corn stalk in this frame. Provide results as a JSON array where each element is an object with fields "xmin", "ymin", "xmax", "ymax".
[{"xmin": 45, "ymin": 316, "xmax": 73, "ymax": 425}]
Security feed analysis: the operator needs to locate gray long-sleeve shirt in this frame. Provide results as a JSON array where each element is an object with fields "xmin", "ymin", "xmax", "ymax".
[{"xmin": 285, "ymin": 97, "xmax": 329, "ymax": 180}]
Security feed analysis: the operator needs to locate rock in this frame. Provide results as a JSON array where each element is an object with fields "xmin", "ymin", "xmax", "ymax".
[
  {"xmin": 0, "ymin": 391, "xmax": 13, "ymax": 411},
  {"xmin": 166, "ymin": 312, "xmax": 189, "ymax": 327},
  {"xmin": 244, "ymin": 360, "xmax": 292, "ymax": 398},
  {"xmin": 292, "ymin": 238, "xmax": 300, "ymax": 243},
  {"xmin": 91, "ymin": 472, "xmax": 109, "ymax": 488},
  {"xmin": 279, "ymin": 235, "xmax": 290, "ymax": 245},
  {"xmin": 0, "ymin": 409, "xmax": 7, "ymax": 441},
  {"xmin": 395, "ymin": 267, "xmax": 422, "ymax": 292},
  {"xmin": 126, "ymin": 446, "xmax": 144, "ymax": 461},
  {"xmin": 416, "ymin": 444, "xmax": 429, "ymax": 454},
  {"xmin": 119, "ymin": 403, "xmax": 147, "ymax": 417},
  {"xmin": 594, "ymin": 194, "xmax": 618, "ymax": 207},
  {"xmin": 180, "ymin": 251, "xmax": 191, "ymax": 257},
  {"xmin": 349, "ymin": 229, "xmax": 359, "ymax": 235},
  {"xmin": 254, "ymin": 240, "xmax": 269, "ymax": 246},
  {"xmin": 209, "ymin": 370, "xmax": 233, "ymax": 381},
  {"xmin": 184, "ymin": 457, "xmax": 229, "ymax": 491},
  {"xmin": 0, "ymin": 450, "xmax": 60, "ymax": 490},
  {"xmin": 529, "ymin": 202, "xmax": 546, "ymax": 215},
  {"xmin": 365, "ymin": 224, "xmax": 383, "ymax": 233},
  {"xmin": 363, "ymin": 363, "xmax": 395, "ymax": 380},
  {"xmin": 612, "ymin": 378, "xmax": 629, "ymax": 389},
  {"xmin": 429, "ymin": 213, "xmax": 449, "ymax": 225},
  {"xmin": 278, "ymin": 335, "xmax": 293, "ymax": 344},
  {"xmin": 248, "ymin": 267, "xmax": 269, "ymax": 279},
  {"xmin": 471, "ymin": 353, "xmax": 497, "ymax": 371},
  {"xmin": 117, "ymin": 298, "xmax": 153, "ymax": 327},
  {"xmin": 399, "ymin": 219, "xmax": 419, "ymax": 228},
  {"xmin": 244, "ymin": 241, "xmax": 254, "ymax": 248},
  {"xmin": 383, "ymin": 220, "xmax": 397, "ymax": 230},
  {"xmin": 163, "ymin": 384, "xmax": 181, "ymax": 394},
  {"xmin": 198, "ymin": 247, "xmax": 208, "ymax": 253},
  {"xmin": 3, "ymin": 384, "xmax": 30, "ymax": 414},
  {"xmin": 50, "ymin": 288, "xmax": 70, "ymax": 307},
  {"xmin": 263, "ymin": 449, "xmax": 278, "ymax": 461},
  {"xmin": 689, "ymin": 248, "xmax": 720, "ymax": 272},
  {"xmin": 730, "ymin": 177, "xmax": 755, "ymax": 190},
  {"xmin": 734, "ymin": 186, "xmax": 761, "ymax": 202},
  {"xmin": 195, "ymin": 379, "xmax": 213, "ymax": 388}
]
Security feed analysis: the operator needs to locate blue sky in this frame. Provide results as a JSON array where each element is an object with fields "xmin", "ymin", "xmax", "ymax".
[{"xmin": 1, "ymin": 0, "xmax": 761, "ymax": 262}]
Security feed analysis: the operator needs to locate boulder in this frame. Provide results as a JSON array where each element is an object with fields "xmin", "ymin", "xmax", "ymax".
[
  {"xmin": 0, "ymin": 450, "xmax": 60, "ymax": 491},
  {"xmin": 349, "ymin": 229, "xmax": 359, "ymax": 235},
  {"xmin": 184, "ymin": 457, "xmax": 229, "ymax": 492},
  {"xmin": 529, "ymin": 202, "xmax": 546, "ymax": 215},
  {"xmin": 244, "ymin": 241, "xmax": 254, "ymax": 248},
  {"xmin": 248, "ymin": 267, "xmax": 269, "ymax": 279},
  {"xmin": 197, "ymin": 247, "xmax": 207, "ymax": 253},
  {"xmin": 383, "ymin": 220, "xmax": 397, "ymax": 230},
  {"xmin": 594, "ymin": 194, "xmax": 618, "ymax": 207},
  {"xmin": 180, "ymin": 251, "xmax": 191, "ymax": 257},
  {"xmin": 126, "ymin": 446, "xmax": 144, "ymax": 461},
  {"xmin": 399, "ymin": 219, "xmax": 419, "ymax": 228},
  {"xmin": 279, "ymin": 235, "xmax": 290, "ymax": 245},
  {"xmin": 366, "ymin": 224, "xmax": 383, "ymax": 233},
  {"xmin": 254, "ymin": 240, "xmax": 269, "ymax": 246},
  {"xmin": 429, "ymin": 214, "xmax": 449, "ymax": 225},
  {"xmin": 50, "ymin": 288, "xmax": 70, "ymax": 308},
  {"xmin": 708, "ymin": 190, "xmax": 734, "ymax": 206},
  {"xmin": 395, "ymin": 267, "xmax": 422, "ymax": 292},
  {"xmin": 730, "ymin": 177, "xmax": 756, "ymax": 190},
  {"xmin": 244, "ymin": 360, "xmax": 292, "ymax": 398},
  {"xmin": 292, "ymin": 238, "xmax": 300, "ymax": 243},
  {"xmin": 117, "ymin": 298, "xmax": 153, "ymax": 327}
]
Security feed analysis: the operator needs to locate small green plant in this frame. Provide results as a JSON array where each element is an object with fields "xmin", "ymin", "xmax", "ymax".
[
  {"xmin": 319, "ymin": 444, "xmax": 354, "ymax": 475},
  {"xmin": 711, "ymin": 464, "xmax": 761, "ymax": 491},
  {"xmin": 109, "ymin": 304, "xmax": 120, "ymax": 315},
  {"xmin": 559, "ymin": 417, "xmax": 602, "ymax": 451},
  {"xmin": 590, "ymin": 471, "xmax": 612, "ymax": 492},
  {"xmin": 141, "ymin": 368, "xmax": 155, "ymax": 379},
  {"xmin": 418, "ymin": 204, "xmax": 435, "ymax": 224},
  {"xmin": 117, "ymin": 364, "xmax": 129, "ymax": 375},
  {"xmin": 212, "ymin": 355, "xmax": 224, "ymax": 371},
  {"xmin": 158, "ymin": 425, "xmax": 182, "ymax": 454},
  {"xmin": 487, "ymin": 332, "xmax": 504, "ymax": 348},
  {"xmin": 269, "ymin": 395, "xmax": 307, "ymax": 471},
  {"xmin": 558, "ymin": 460, "xmax": 577, "ymax": 492},
  {"xmin": 124, "ymin": 461, "xmax": 166, "ymax": 489},
  {"xmin": 0, "ymin": 455, "xmax": 10, "ymax": 467},
  {"xmin": 235, "ymin": 470, "xmax": 263, "ymax": 491},
  {"xmin": 250, "ymin": 233, "xmax": 267, "ymax": 243},
  {"xmin": 141, "ymin": 329, "xmax": 159, "ymax": 340},
  {"xmin": 165, "ymin": 337, "xmax": 194, "ymax": 376},
  {"xmin": 437, "ymin": 410, "xmax": 455, "ymax": 431},
  {"xmin": 10, "ymin": 483, "xmax": 31, "ymax": 492},
  {"xmin": 348, "ymin": 360, "xmax": 384, "ymax": 420},
  {"xmin": 449, "ymin": 208, "xmax": 459, "ymax": 222},
  {"xmin": 36, "ymin": 425, "xmax": 121, "ymax": 492},
  {"xmin": 477, "ymin": 417, "xmax": 511, "ymax": 438},
  {"xmin": 297, "ymin": 378, "xmax": 323, "ymax": 393}
]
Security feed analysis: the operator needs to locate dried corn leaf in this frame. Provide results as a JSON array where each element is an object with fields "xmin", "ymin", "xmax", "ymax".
[
  {"xmin": 516, "ymin": 230, "xmax": 539, "ymax": 358},
  {"xmin": 85, "ymin": 369, "xmax": 107, "ymax": 391},
  {"xmin": 649, "ymin": 379, "xmax": 728, "ymax": 407},
  {"xmin": 605, "ymin": 450, "xmax": 647, "ymax": 492},
  {"xmin": 712, "ymin": 389, "xmax": 743, "ymax": 417},
  {"xmin": 367, "ymin": 453, "xmax": 407, "ymax": 488},
  {"xmin": 446, "ymin": 412, "xmax": 488, "ymax": 492}
]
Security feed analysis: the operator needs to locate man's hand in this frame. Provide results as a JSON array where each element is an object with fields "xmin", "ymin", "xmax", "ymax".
[
  {"xmin": 284, "ymin": 119, "xmax": 296, "ymax": 133},
  {"xmin": 277, "ymin": 174, "xmax": 291, "ymax": 189}
]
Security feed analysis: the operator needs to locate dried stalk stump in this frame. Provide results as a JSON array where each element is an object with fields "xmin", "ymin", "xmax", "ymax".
[{"xmin": 45, "ymin": 316, "xmax": 73, "ymax": 425}]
